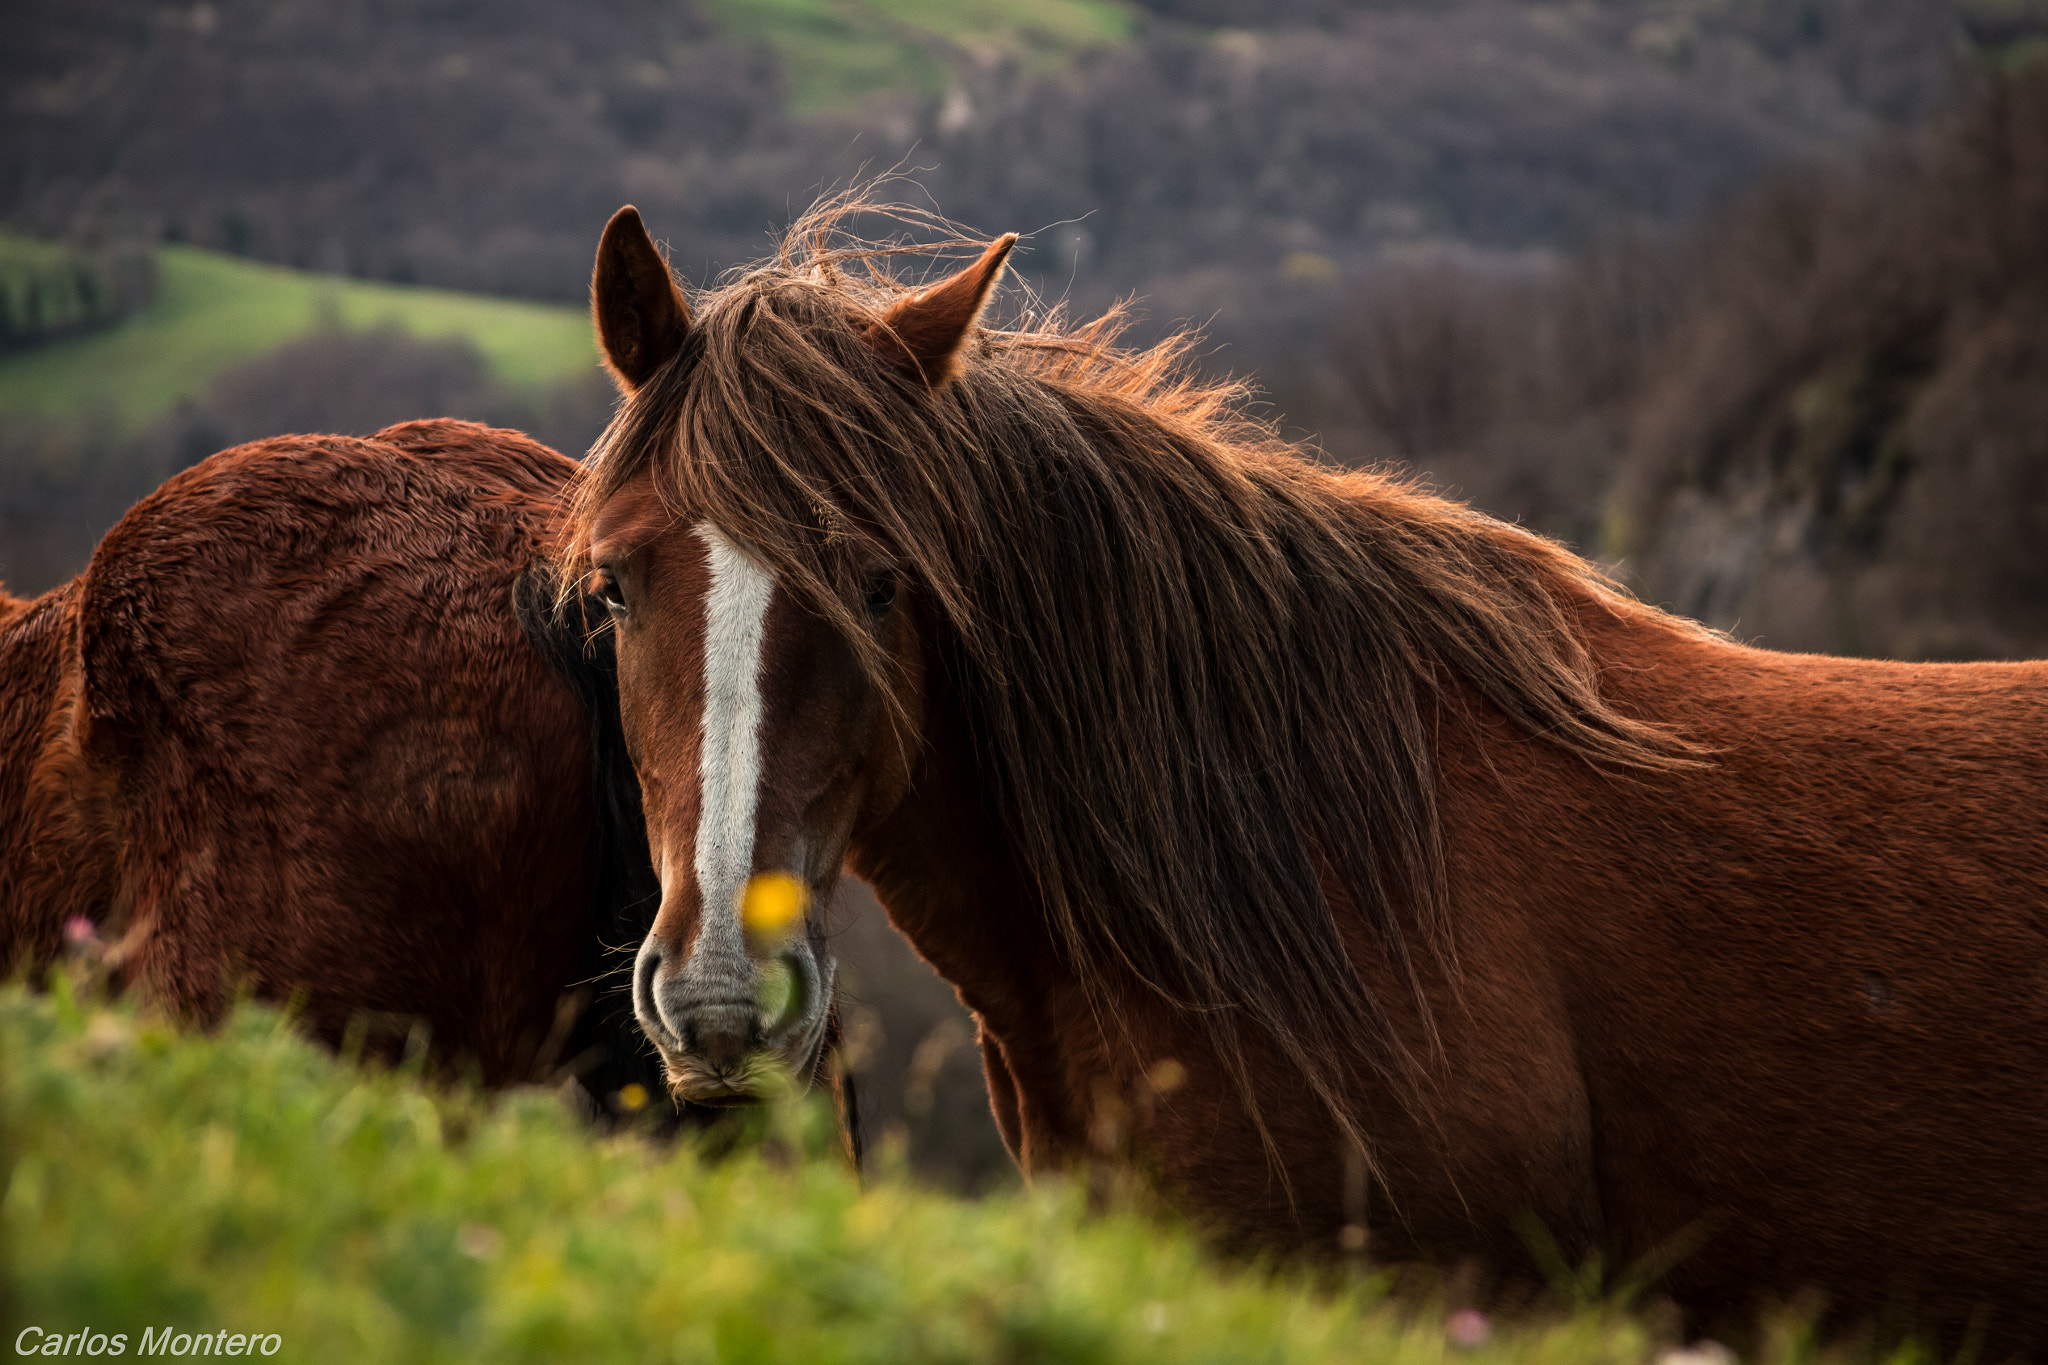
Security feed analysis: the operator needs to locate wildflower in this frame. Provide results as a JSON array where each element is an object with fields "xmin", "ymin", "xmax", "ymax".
[
  {"xmin": 457, "ymin": 1223, "xmax": 501, "ymax": 1259},
  {"xmin": 740, "ymin": 872, "xmax": 807, "ymax": 944},
  {"xmin": 1446, "ymin": 1309, "xmax": 1491, "ymax": 1349},
  {"xmin": 1657, "ymin": 1344, "xmax": 1735, "ymax": 1365}
]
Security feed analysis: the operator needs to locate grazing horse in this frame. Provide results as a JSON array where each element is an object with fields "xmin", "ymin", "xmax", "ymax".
[
  {"xmin": 567, "ymin": 200, "xmax": 2048, "ymax": 1346},
  {"xmin": 0, "ymin": 419, "xmax": 676, "ymax": 1109}
]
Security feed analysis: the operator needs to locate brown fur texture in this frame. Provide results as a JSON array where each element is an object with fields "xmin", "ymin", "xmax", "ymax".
[
  {"xmin": 2, "ymin": 420, "xmax": 643, "ymax": 1086},
  {"xmin": 573, "ymin": 202, "xmax": 2048, "ymax": 1348}
]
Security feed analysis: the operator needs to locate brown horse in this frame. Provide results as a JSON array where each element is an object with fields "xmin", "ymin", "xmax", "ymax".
[
  {"xmin": 0, "ymin": 418, "xmax": 694, "ymax": 1114},
  {"xmin": 568, "ymin": 200, "xmax": 2048, "ymax": 1346}
]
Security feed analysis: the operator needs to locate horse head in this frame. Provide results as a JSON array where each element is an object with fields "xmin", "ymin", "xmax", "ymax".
[
  {"xmin": 583, "ymin": 473, "xmax": 864, "ymax": 1105},
  {"xmin": 574, "ymin": 208, "xmax": 1010, "ymax": 1104}
]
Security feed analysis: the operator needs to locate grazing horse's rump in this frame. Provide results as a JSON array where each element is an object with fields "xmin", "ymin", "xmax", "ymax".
[
  {"xmin": 565, "ymin": 197, "xmax": 2048, "ymax": 1348},
  {"xmin": 0, "ymin": 420, "xmax": 661, "ymax": 1101}
]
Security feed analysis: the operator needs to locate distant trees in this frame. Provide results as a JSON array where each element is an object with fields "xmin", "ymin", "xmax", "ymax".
[
  {"xmin": 1313, "ymin": 224, "xmax": 1695, "ymax": 546},
  {"xmin": 0, "ymin": 0, "xmax": 1969, "ymax": 311},
  {"xmin": 921, "ymin": 6, "xmax": 1862, "ymax": 281},
  {"xmin": 0, "ymin": 0, "xmax": 785, "ymax": 297},
  {"xmin": 0, "ymin": 236, "xmax": 155, "ymax": 351},
  {"xmin": 1318, "ymin": 58, "xmax": 2048, "ymax": 661},
  {"xmin": 1617, "ymin": 58, "xmax": 2048, "ymax": 659}
]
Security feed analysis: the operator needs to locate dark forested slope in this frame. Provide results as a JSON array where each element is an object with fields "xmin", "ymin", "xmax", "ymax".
[
  {"xmin": 2, "ymin": 0, "xmax": 783, "ymax": 296},
  {"xmin": 1308, "ymin": 55, "xmax": 2048, "ymax": 661},
  {"xmin": 1, "ymin": 0, "xmax": 1978, "ymax": 305},
  {"xmin": 1615, "ymin": 62, "xmax": 2048, "ymax": 659}
]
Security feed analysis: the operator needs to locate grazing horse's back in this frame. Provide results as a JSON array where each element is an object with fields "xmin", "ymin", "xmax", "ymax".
[{"xmin": 1, "ymin": 420, "xmax": 628, "ymax": 1084}]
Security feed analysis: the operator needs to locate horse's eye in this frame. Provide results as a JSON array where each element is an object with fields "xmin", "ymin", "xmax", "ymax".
[
  {"xmin": 590, "ymin": 568, "xmax": 628, "ymax": 619},
  {"xmin": 863, "ymin": 572, "xmax": 898, "ymax": 617}
]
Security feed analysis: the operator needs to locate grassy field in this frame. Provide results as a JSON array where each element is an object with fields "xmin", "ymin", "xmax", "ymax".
[
  {"xmin": 697, "ymin": 0, "xmax": 1132, "ymax": 111},
  {"xmin": 0, "ymin": 977, "xmax": 1848, "ymax": 1365},
  {"xmin": 0, "ymin": 238, "xmax": 597, "ymax": 433}
]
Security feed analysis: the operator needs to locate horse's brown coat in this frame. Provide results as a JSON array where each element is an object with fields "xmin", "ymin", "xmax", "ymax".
[
  {"xmin": 2, "ymin": 421, "xmax": 624, "ymax": 1082},
  {"xmin": 574, "ymin": 202, "xmax": 2048, "ymax": 1347}
]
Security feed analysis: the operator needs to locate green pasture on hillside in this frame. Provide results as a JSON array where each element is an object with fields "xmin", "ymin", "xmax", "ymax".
[
  {"xmin": 0, "ymin": 979, "xmax": 1865, "ymax": 1365},
  {"xmin": 698, "ymin": 0, "xmax": 1132, "ymax": 111},
  {"xmin": 0, "ymin": 238, "xmax": 598, "ymax": 433}
]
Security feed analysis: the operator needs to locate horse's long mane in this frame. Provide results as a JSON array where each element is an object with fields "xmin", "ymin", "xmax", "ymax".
[{"xmin": 571, "ymin": 197, "xmax": 1701, "ymax": 1142}]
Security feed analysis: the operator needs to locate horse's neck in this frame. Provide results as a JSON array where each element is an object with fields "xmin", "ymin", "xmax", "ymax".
[
  {"xmin": 848, "ymin": 728, "xmax": 1058, "ymax": 1036},
  {"xmin": 845, "ymin": 688, "xmax": 1099, "ymax": 1168}
]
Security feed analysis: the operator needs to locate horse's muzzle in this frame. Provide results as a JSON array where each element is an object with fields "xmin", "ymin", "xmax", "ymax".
[{"xmin": 632, "ymin": 933, "xmax": 834, "ymax": 1105}]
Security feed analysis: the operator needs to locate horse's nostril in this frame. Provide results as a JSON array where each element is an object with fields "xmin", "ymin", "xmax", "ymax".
[{"xmin": 632, "ymin": 938, "xmax": 674, "ymax": 1045}]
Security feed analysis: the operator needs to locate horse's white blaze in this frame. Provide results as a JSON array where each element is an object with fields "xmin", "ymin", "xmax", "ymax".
[{"xmin": 690, "ymin": 523, "xmax": 773, "ymax": 988}]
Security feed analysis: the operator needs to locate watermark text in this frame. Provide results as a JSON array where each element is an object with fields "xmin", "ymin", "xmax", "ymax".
[{"xmin": 14, "ymin": 1327, "xmax": 282, "ymax": 1357}]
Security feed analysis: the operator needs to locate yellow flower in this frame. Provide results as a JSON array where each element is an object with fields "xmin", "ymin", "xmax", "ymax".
[{"xmin": 741, "ymin": 872, "xmax": 808, "ymax": 944}]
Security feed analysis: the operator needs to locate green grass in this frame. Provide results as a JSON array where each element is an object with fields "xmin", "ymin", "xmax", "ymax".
[
  {"xmin": 0, "ymin": 979, "xmax": 1790, "ymax": 1365},
  {"xmin": 0, "ymin": 240, "xmax": 598, "ymax": 433},
  {"xmin": 699, "ymin": 0, "xmax": 1133, "ymax": 112}
]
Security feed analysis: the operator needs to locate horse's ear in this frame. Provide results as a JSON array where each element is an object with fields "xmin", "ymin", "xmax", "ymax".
[
  {"xmin": 863, "ymin": 233, "xmax": 1018, "ymax": 388},
  {"xmin": 592, "ymin": 205, "xmax": 691, "ymax": 392}
]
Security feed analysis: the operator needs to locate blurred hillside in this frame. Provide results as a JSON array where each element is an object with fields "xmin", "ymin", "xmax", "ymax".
[
  {"xmin": 6, "ymin": 0, "xmax": 2009, "ymax": 606},
  {"xmin": 1311, "ymin": 54, "xmax": 2048, "ymax": 662},
  {"xmin": 1, "ymin": 0, "xmax": 1982, "ymax": 308},
  {"xmin": 0, "ymin": 242, "xmax": 597, "ymax": 430},
  {"xmin": 1616, "ymin": 59, "xmax": 2048, "ymax": 658}
]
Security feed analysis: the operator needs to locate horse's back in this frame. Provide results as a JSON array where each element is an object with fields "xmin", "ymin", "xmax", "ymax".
[
  {"xmin": 75, "ymin": 421, "xmax": 596, "ymax": 1078},
  {"xmin": 1443, "ymin": 618, "xmax": 2048, "ymax": 1338}
]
